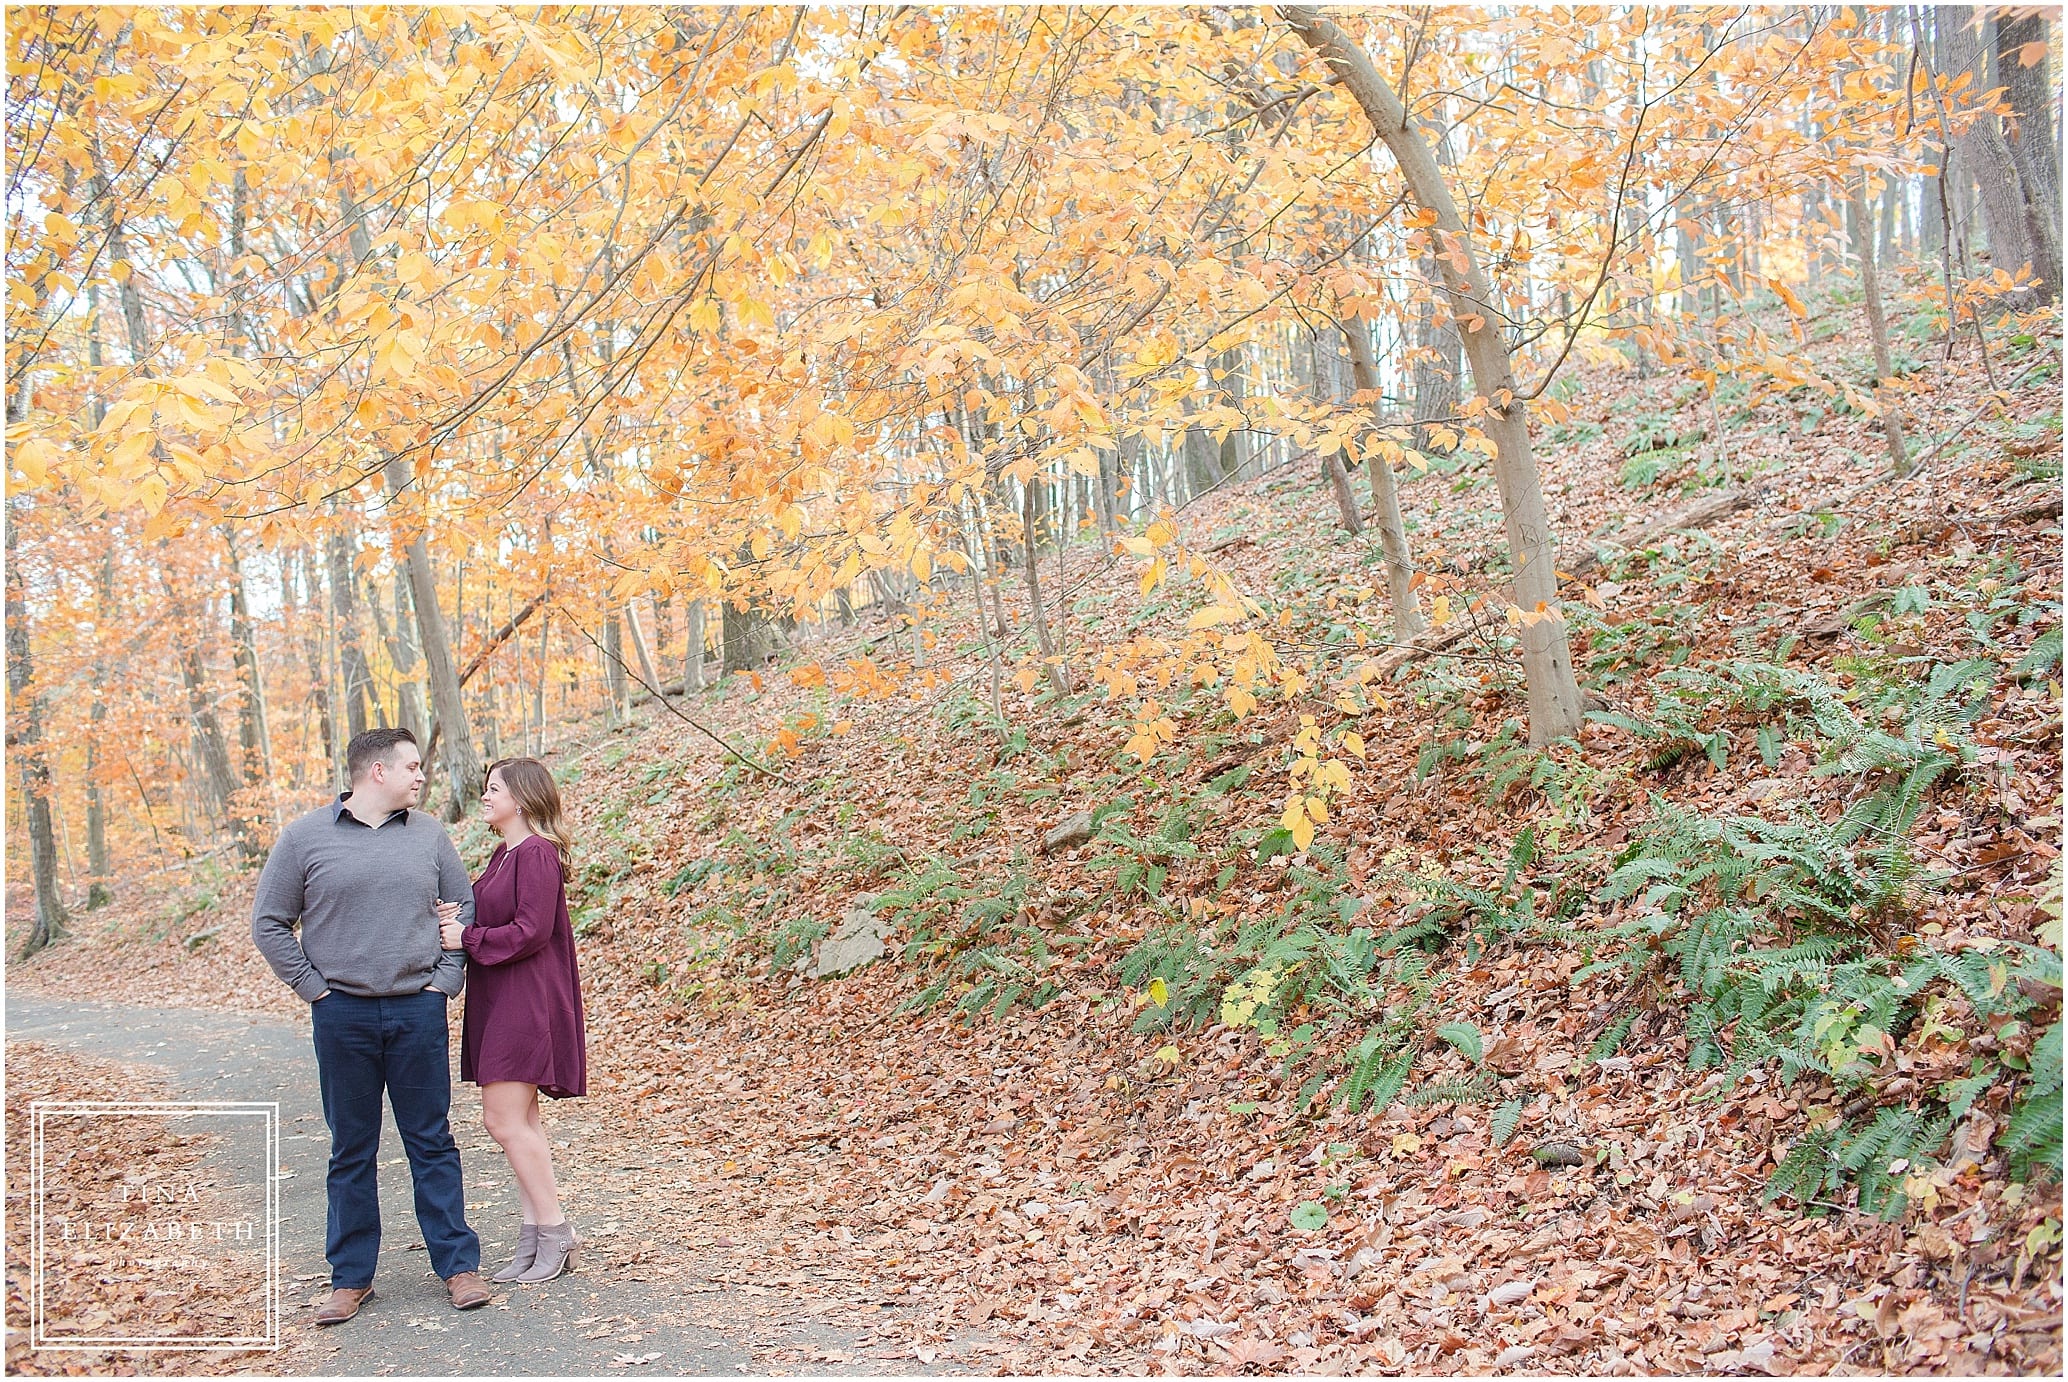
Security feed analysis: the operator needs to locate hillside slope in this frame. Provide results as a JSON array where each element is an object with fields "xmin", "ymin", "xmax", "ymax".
[{"xmin": 12, "ymin": 320, "xmax": 2063, "ymax": 1375}]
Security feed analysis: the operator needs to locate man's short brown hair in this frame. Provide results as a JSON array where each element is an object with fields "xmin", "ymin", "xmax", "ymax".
[{"xmin": 345, "ymin": 727, "xmax": 420, "ymax": 782}]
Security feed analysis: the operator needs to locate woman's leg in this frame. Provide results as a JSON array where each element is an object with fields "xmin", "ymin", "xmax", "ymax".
[{"xmin": 481, "ymin": 1082, "xmax": 563, "ymax": 1225}]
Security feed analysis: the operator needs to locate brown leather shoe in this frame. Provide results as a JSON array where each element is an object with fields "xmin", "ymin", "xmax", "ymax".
[
  {"xmin": 445, "ymin": 1270, "xmax": 492, "ymax": 1309},
  {"xmin": 313, "ymin": 1285, "xmax": 374, "ymax": 1325}
]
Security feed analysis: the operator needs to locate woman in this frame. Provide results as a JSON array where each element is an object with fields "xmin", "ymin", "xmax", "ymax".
[{"xmin": 436, "ymin": 756, "xmax": 588, "ymax": 1283}]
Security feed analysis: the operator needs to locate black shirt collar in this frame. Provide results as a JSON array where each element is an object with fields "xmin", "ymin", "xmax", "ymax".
[{"xmin": 333, "ymin": 791, "xmax": 409, "ymax": 828}]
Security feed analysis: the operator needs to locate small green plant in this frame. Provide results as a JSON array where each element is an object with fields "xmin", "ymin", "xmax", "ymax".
[
  {"xmin": 768, "ymin": 914, "xmax": 829, "ymax": 971},
  {"xmin": 1083, "ymin": 796, "xmax": 1199, "ymax": 901},
  {"xmin": 1406, "ymin": 1073, "xmax": 1499, "ymax": 1107},
  {"xmin": 1575, "ymin": 651, "xmax": 2058, "ymax": 1215}
]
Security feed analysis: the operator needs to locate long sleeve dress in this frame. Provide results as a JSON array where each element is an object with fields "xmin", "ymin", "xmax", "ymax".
[{"xmin": 459, "ymin": 833, "xmax": 588, "ymax": 1099}]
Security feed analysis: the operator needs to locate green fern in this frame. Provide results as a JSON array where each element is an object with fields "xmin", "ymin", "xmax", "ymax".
[
  {"xmin": 1837, "ymin": 1107, "xmax": 1951, "ymax": 1218},
  {"xmin": 1335, "ymin": 1036, "xmax": 1414, "ymax": 1115},
  {"xmin": 1585, "ymin": 1010, "xmax": 1639, "ymax": 1062},
  {"xmin": 2004, "ymin": 1021, "xmax": 2063, "ymax": 1182},
  {"xmin": 1584, "ymin": 652, "xmax": 2060, "ymax": 1211},
  {"xmin": 1407, "ymin": 1074, "xmax": 1498, "ymax": 1108},
  {"xmin": 2013, "ymin": 626, "xmax": 2062, "ymax": 681},
  {"xmin": 1765, "ymin": 1121, "xmax": 1843, "ymax": 1211}
]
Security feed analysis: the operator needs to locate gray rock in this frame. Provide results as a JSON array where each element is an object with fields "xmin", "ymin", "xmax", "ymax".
[
  {"xmin": 1530, "ymin": 1139, "xmax": 1587, "ymax": 1168},
  {"xmin": 1042, "ymin": 811, "xmax": 1094, "ymax": 854},
  {"xmin": 808, "ymin": 900, "xmax": 892, "ymax": 979}
]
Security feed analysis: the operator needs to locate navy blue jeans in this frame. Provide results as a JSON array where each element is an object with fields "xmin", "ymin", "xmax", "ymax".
[{"xmin": 309, "ymin": 989, "xmax": 480, "ymax": 1287}]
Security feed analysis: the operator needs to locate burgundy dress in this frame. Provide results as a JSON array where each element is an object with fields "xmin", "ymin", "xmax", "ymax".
[{"xmin": 459, "ymin": 834, "xmax": 588, "ymax": 1099}]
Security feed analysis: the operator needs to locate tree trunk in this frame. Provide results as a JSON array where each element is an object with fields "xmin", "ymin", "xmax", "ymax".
[
  {"xmin": 602, "ymin": 612, "xmax": 627, "ymax": 720},
  {"xmin": 371, "ymin": 570, "xmax": 431, "ymax": 734},
  {"xmin": 1021, "ymin": 475, "xmax": 1072, "ymax": 696},
  {"xmin": 84, "ymin": 310, "xmax": 114, "ymax": 908},
  {"xmin": 1343, "ymin": 321, "xmax": 1426, "ymax": 641},
  {"xmin": 1919, "ymin": 153, "xmax": 1944, "ymax": 262},
  {"xmin": 85, "ymin": 692, "xmax": 112, "ymax": 907},
  {"xmin": 1996, "ymin": 11, "xmax": 2062, "ymax": 301},
  {"xmin": 1941, "ymin": 10, "xmax": 2046, "ymax": 298},
  {"xmin": 1287, "ymin": 6, "xmax": 1583, "ymax": 744},
  {"xmin": 1216, "ymin": 344, "xmax": 1249, "ymax": 479},
  {"xmin": 6, "ymin": 488, "xmax": 71, "ymax": 956},
  {"xmin": 532, "ymin": 603, "xmax": 550, "ymax": 753},
  {"xmin": 160, "ymin": 558, "xmax": 252, "ymax": 860},
  {"xmin": 721, "ymin": 598, "xmax": 771, "ymax": 675},
  {"xmin": 1913, "ymin": 8, "xmax": 2006, "ymax": 377},
  {"xmin": 481, "ymin": 672, "xmax": 501, "ymax": 761},
  {"xmin": 299, "ymin": 546, "xmax": 338, "ymax": 783},
  {"xmin": 1097, "ymin": 438, "xmax": 1124, "ymax": 544},
  {"xmin": 328, "ymin": 530, "xmax": 374, "ymax": 739},
  {"xmin": 1850, "ymin": 177, "xmax": 1911, "ymax": 475},
  {"xmin": 382, "ymin": 456, "xmax": 482, "ymax": 816},
  {"xmin": 978, "ymin": 504, "xmax": 1012, "ymax": 639},
  {"xmin": 1411, "ymin": 107, "xmax": 1469, "ymax": 430},
  {"xmin": 625, "ymin": 602, "xmax": 662, "ymax": 691},
  {"xmin": 1412, "ymin": 285, "xmax": 1465, "ymax": 447},
  {"xmin": 1180, "ymin": 389, "xmax": 1219, "ymax": 502},
  {"xmin": 1678, "ymin": 212, "xmax": 1706, "ymax": 314},
  {"xmin": 223, "ymin": 527, "xmax": 273, "ymax": 786},
  {"xmin": 685, "ymin": 598, "xmax": 706, "ymax": 691},
  {"xmin": 1324, "ymin": 448, "xmax": 1364, "ymax": 533}
]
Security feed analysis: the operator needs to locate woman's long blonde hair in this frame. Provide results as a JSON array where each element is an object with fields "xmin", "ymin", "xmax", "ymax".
[{"xmin": 486, "ymin": 757, "xmax": 574, "ymax": 870}]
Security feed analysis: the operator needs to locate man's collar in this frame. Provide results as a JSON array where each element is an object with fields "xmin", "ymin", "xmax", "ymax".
[{"xmin": 333, "ymin": 791, "xmax": 409, "ymax": 827}]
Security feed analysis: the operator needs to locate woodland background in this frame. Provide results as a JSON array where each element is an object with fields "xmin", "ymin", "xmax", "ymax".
[{"xmin": 4, "ymin": 5, "xmax": 2064, "ymax": 1375}]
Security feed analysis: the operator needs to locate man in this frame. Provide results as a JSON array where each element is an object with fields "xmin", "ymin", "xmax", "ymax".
[{"xmin": 252, "ymin": 727, "xmax": 491, "ymax": 1323}]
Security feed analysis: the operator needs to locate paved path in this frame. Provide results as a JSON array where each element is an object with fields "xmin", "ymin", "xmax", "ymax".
[{"xmin": 5, "ymin": 990, "xmax": 978, "ymax": 1376}]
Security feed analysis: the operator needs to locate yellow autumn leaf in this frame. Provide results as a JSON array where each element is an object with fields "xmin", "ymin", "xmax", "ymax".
[
  {"xmin": 1140, "ymin": 556, "xmax": 1165, "ymax": 595},
  {"xmin": 11, "ymin": 437, "xmax": 56, "ymax": 486}
]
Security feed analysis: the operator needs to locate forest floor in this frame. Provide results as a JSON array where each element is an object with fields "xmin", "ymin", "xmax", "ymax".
[
  {"xmin": 3, "ymin": 992, "xmax": 1018, "ymax": 1377},
  {"xmin": 7, "ymin": 305, "xmax": 2065, "ymax": 1375}
]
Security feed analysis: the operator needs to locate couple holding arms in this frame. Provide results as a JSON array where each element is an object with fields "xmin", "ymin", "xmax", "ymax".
[{"xmin": 250, "ymin": 727, "xmax": 590, "ymax": 1325}]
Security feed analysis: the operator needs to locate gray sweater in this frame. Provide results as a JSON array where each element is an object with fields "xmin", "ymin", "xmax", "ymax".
[{"xmin": 250, "ymin": 795, "xmax": 474, "ymax": 1002}]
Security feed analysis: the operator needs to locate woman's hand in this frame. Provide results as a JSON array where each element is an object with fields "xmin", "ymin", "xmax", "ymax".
[{"xmin": 436, "ymin": 898, "xmax": 465, "ymax": 951}]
